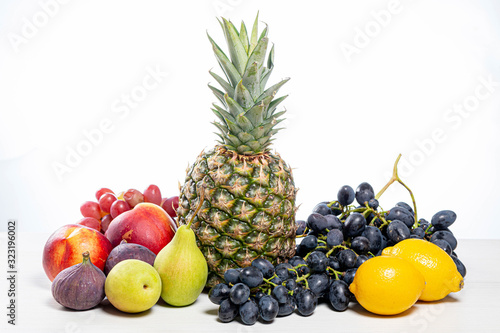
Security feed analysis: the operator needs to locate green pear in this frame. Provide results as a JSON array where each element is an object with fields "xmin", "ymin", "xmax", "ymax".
[{"xmin": 153, "ymin": 223, "xmax": 208, "ymax": 306}]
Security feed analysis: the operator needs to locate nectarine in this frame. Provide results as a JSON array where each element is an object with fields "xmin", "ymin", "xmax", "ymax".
[
  {"xmin": 43, "ymin": 224, "xmax": 113, "ymax": 281},
  {"xmin": 105, "ymin": 203, "xmax": 176, "ymax": 255}
]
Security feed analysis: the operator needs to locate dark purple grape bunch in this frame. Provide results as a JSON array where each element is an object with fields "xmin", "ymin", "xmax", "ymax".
[
  {"xmin": 295, "ymin": 182, "xmax": 466, "ymax": 285},
  {"xmin": 208, "ymin": 254, "xmax": 353, "ymax": 325}
]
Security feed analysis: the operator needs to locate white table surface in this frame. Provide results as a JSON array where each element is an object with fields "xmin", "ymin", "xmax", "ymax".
[{"xmin": 1, "ymin": 233, "xmax": 499, "ymax": 333}]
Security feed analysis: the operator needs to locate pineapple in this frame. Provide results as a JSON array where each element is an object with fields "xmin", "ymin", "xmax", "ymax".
[{"xmin": 177, "ymin": 14, "xmax": 297, "ymax": 287}]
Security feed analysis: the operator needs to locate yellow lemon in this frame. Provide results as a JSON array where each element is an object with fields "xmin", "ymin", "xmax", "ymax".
[
  {"xmin": 382, "ymin": 238, "xmax": 464, "ymax": 301},
  {"xmin": 349, "ymin": 256, "xmax": 425, "ymax": 315}
]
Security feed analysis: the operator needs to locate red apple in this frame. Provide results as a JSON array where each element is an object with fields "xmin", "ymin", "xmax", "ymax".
[
  {"xmin": 43, "ymin": 224, "xmax": 113, "ymax": 281},
  {"xmin": 161, "ymin": 196, "xmax": 179, "ymax": 218},
  {"xmin": 104, "ymin": 202, "xmax": 176, "ymax": 255}
]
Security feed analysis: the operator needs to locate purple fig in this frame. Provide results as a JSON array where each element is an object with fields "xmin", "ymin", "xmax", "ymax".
[
  {"xmin": 104, "ymin": 240, "xmax": 156, "ymax": 275},
  {"xmin": 51, "ymin": 251, "xmax": 106, "ymax": 310}
]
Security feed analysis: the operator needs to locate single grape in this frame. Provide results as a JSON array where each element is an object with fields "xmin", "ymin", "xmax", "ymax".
[
  {"xmin": 451, "ymin": 255, "xmax": 466, "ymax": 277},
  {"xmin": 351, "ymin": 236, "xmax": 370, "ymax": 254},
  {"xmin": 270, "ymin": 276, "xmax": 283, "ymax": 285},
  {"xmin": 229, "ymin": 283, "xmax": 250, "ymax": 304},
  {"xmin": 326, "ymin": 229, "xmax": 344, "ymax": 248},
  {"xmin": 208, "ymin": 283, "xmax": 231, "ymax": 305},
  {"xmin": 307, "ymin": 213, "xmax": 328, "ymax": 233},
  {"xmin": 296, "ymin": 220, "xmax": 307, "ymax": 235},
  {"xmin": 277, "ymin": 296, "xmax": 296, "ymax": 317},
  {"xmin": 110, "ymin": 200, "xmax": 131, "ymax": 219},
  {"xmin": 387, "ymin": 220, "xmax": 410, "ymax": 243},
  {"xmin": 431, "ymin": 239, "xmax": 452, "ymax": 255},
  {"xmin": 337, "ymin": 185, "xmax": 355, "ymax": 206},
  {"xmin": 239, "ymin": 299, "xmax": 259, "ymax": 325},
  {"xmin": 258, "ymin": 295, "xmax": 279, "ymax": 322},
  {"xmin": 295, "ymin": 289, "xmax": 317, "ymax": 316},
  {"xmin": 418, "ymin": 218, "xmax": 431, "ymax": 231},
  {"xmin": 239, "ymin": 266, "xmax": 263, "ymax": 288},
  {"xmin": 431, "ymin": 210, "xmax": 457, "ymax": 230},
  {"xmin": 306, "ymin": 251, "xmax": 328, "ymax": 273},
  {"xmin": 337, "ymin": 249, "xmax": 357, "ymax": 271},
  {"xmin": 355, "ymin": 254, "xmax": 369, "ymax": 268},
  {"xmin": 411, "ymin": 227, "xmax": 425, "ymax": 239},
  {"xmin": 218, "ymin": 298, "xmax": 239, "ymax": 323},
  {"xmin": 161, "ymin": 196, "xmax": 179, "ymax": 217},
  {"xmin": 325, "ymin": 214, "xmax": 343, "ymax": 231},
  {"xmin": 95, "ymin": 188, "xmax": 114, "ymax": 201},
  {"xmin": 328, "ymin": 256, "xmax": 341, "ymax": 271},
  {"xmin": 430, "ymin": 230, "xmax": 457, "ymax": 250},
  {"xmin": 386, "ymin": 207, "xmax": 415, "ymax": 229},
  {"xmin": 272, "ymin": 285, "xmax": 289, "ymax": 304},
  {"xmin": 343, "ymin": 213, "xmax": 367, "ymax": 238},
  {"xmin": 355, "ymin": 182, "xmax": 374, "ymax": 206},
  {"xmin": 342, "ymin": 268, "xmax": 357, "ymax": 285},
  {"xmin": 312, "ymin": 202, "xmax": 333, "ymax": 216},
  {"xmin": 143, "ymin": 184, "xmax": 162, "ymax": 205},
  {"xmin": 396, "ymin": 201, "xmax": 413, "ymax": 214},
  {"xmin": 361, "ymin": 226, "xmax": 383, "ymax": 253},
  {"xmin": 292, "ymin": 283, "xmax": 305, "ymax": 298},
  {"xmin": 307, "ymin": 273, "xmax": 330, "ymax": 298},
  {"xmin": 123, "ymin": 189, "xmax": 144, "ymax": 208},
  {"xmin": 330, "ymin": 201, "xmax": 342, "ymax": 216},
  {"xmin": 284, "ymin": 278, "xmax": 297, "ymax": 291},
  {"xmin": 295, "ymin": 243, "xmax": 308, "ymax": 258},
  {"xmin": 101, "ymin": 214, "xmax": 112, "ymax": 233},
  {"xmin": 301, "ymin": 235, "xmax": 318, "ymax": 250},
  {"xmin": 328, "ymin": 280, "xmax": 351, "ymax": 311},
  {"xmin": 288, "ymin": 257, "xmax": 308, "ymax": 275},
  {"xmin": 368, "ymin": 198, "xmax": 379, "ymax": 209},
  {"xmin": 251, "ymin": 258, "xmax": 275, "ymax": 279},
  {"xmin": 252, "ymin": 290, "xmax": 266, "ymax": 303},
  {"xmin": 275, "ymin": 263, "xmax": 292, "ymax": 281},
  {"xmin": 224, "ymin": 268, "xmax": 241, "ymax": 285},
  {"xmin": 99, "ymin": 193, "xmax": 117, "ymax": 213},
  {"xmin": 77, "ymin": 217, "xmax": 101, "ymax": 231},
  {"xmin": 80, "ymin": 201, "xmax": 101, "ymax": 220},
  {"xmin": 288, "ymin": 256, "xmax": 306, "ymax": 267}
]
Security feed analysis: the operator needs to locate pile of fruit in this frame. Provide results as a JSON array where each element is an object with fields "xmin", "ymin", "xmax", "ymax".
[
  {"xmin": 42, "ymin": 13, "xmax": 466, "ymax": 326},
  {"xmin": 78, "ymin": 185, "xmax": 178, "ymax": 234},
  {"xmin": 43, "ymin": 185, "xmax": 210, "ymax": 313},
  {"xmin": 207, "ymin": 156, "xmax": 466, "ymax": 323}
]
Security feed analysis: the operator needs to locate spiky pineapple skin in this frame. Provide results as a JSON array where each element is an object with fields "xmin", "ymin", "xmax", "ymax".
[{"xmin": 177, "ymin": 145, "xmax": 297, "ymax": 287}]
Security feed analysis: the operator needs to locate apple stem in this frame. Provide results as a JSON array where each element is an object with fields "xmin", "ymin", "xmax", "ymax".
[{"xmin": 187, "ymin": 190, "xmax": 205, "ymax": 229}]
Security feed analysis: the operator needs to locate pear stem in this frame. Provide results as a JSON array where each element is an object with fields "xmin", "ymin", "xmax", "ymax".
[{"xmin": 187, "ymin": 190, "xmax": 205, "ymax": 229}]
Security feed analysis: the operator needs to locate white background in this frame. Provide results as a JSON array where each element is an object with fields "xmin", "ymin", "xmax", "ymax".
[{"xmin": 0, "ymin": 0, "xmax": 499, "ymax": 240}]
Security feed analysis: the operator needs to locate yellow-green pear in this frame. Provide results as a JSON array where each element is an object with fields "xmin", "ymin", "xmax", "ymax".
[{"xmin": 153, "ymin": 222, "xmax": 208, "ymax": 306}]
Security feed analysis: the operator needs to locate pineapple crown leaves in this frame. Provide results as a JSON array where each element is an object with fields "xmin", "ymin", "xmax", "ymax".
[{"xmin": 208, "ymin": 13, "xmax": 289, "ymax": 155}]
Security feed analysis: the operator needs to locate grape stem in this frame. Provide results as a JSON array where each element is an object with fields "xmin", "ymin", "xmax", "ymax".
[
  {"xmin": 327, "ymin": 267, "xmax": 341, "ymax": 280},
  {"xmin": 325, "ymin": 244, "xmax": 349, "ymax": 258},
  {"xmin": 263, "ymin": 276, "xmax": 278, "ymax": 287},
  {"xmin": 374, "ymin": 154, "xmax": 418, "ymax": 225}
]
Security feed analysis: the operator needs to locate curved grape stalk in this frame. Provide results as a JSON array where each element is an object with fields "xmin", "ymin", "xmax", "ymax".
[{"xmin": 375, "ymin": 154, "xmax": 418, "ymax": 227}]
